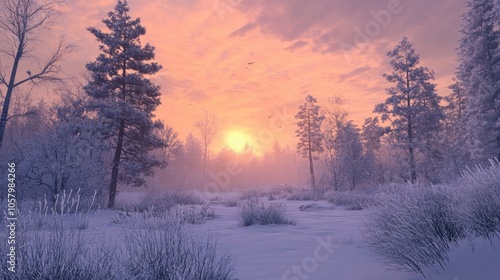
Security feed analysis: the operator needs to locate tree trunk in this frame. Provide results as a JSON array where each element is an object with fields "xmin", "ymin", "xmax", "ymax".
[
  {"xmin": 309, "ymin": 146, "xmax": 315, "ymax": 189},
  {"xmin": 203, "ymin": 141, "xmax": 207, "ymax": 175},
  {"xmin": 409, "ymin": 145, "xmax": 416, "ymax": 183},
  {"xmin": 108, "ymin": 119, "xmax": 125, "ymax": 208},
  {"xmin": 406, "ymin": 69, "xmax": 417, "ymax": 183},
  {"xmin": 0, "ymin": 42, "xmax": 24, "ymax": 149},
  {"xmin": 307, "ymin": 109, "xmax": 316, "ymax": 189}
]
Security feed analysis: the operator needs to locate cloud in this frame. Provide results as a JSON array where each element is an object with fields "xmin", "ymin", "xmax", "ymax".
[
  {"xmin": 230, "ymin": 22, "xmax": 257, "ymax": 37},
  {"xmin": 338, "ymin": 66, "xmax": 374, "ymax": 82},
  {"xmin": 233, "ymin": 0, "xmax": 466, "ymax": 58},
  {"xmin": 285, "ymin": 40, "xmax": 308, "ymax": 51},
  {"xmin": 186, "ymin": 90, "xmax": 208, "ymax": 101}
]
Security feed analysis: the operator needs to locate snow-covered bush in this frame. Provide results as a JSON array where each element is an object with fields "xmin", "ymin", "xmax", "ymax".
[
  {"xmin": 456, "ymin": 163, "xmax": 500, "ymax": 239},
  {"xmin": 286, "ymin": 187, "xmax": 321, "ymax": 201},
  {"xmin": 170, "ymin": 203, "xmax": 217, "ymax": 224},
  {"xmin": 223, "ymin": 198, "xmax": 238, "ymax": 207},
  {"xmin": 239, "ymin": 198, "xmax": 295, "ymax": 226},
  {"xmin": 17, "ymin": 190, "xmax": 95, "ymax": 231},
  {"xmin": 122, "ymin": 219, "xmax": 234, "ymax": 280},
  {"xmin": 364, "ymin": 184, "xmax": 466, "ymax": 276},
  {"xmin": 239, "ymin": 189, "xmax": 266, "ymax": 200},
  {"xmin": 325, "ymin": 190, "xmax": 374, "ymax": 210},
  {"xmin": 114, "ymin": 202, "xmax": 216, "ymax": 226},
  {"xmin": 117, "ymin": 190, "xmax": 203, "ymax": 216},
  {"xmin": 0, "ymin": 215, "xmax": 117, "ymax": 280}
]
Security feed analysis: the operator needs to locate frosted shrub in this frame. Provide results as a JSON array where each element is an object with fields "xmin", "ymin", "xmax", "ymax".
[
  {"xmin": 326, "ymin": 190, "xmax": 374, "ymax": 210},
  {"xmin": 286, "ymin": 187, "xmax": 321, "ymax": 201},
  {"xmin": 1, "ymin": 216, "xmax": 116, "ymax": 280},
  {"xmin": 122, "ymin": 219, "xmax": 234, "ymax": 280},
  {"xmin": 364, "ymin": 184, "xmax": 465, "ymax": 276},
  {"xmin": 239, "ymin": 198, "xmax": 295, "ymax": 226},
  {"xmin": 239, "ymin": 189, "xmax": 266, "ymax": 200},
  {"xmin": 114, "ymin": 203, "xmax": 216, "ymax": 226},
  {"xmin": 457, "ymin": 163, "xmax": 500, "ymax": 239},
  {"xmin": 170, "ymin": 203, "xmax": 217, "ymax": 224},
  {"xmin": 118, "ymin": 190, "xmax": 203, "ymax": 216}
]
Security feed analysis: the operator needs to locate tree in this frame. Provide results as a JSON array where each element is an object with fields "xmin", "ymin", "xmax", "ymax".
[
  {"xmin": 374, "ymin": 37, "xmax": 443, "ymax": 183},
  {"xmin": 20, "ymin": 96, "xmax": 107, "ymax": 203},
  {"xmin": 441, "ymin": 79, "xmax": 469, "ymax": 176},
  {"xmin": 295, "ymin": 95, "xmax": 324, "ymax": 189},
  {"xmin": 458, "ymin": 0, "xmax": 500, "ymax": 163},
  {"xmin": 361, "ymin": 117, "xmax": 386, "ymax": 183},
  {"xmin": 195, "ymin": 111, "xmax": 217, "ymax": 174},
  {"xmin": 0, "ymin": 0, "xmax": 72, "ymax": 149},
  {"xmin": 183, "ymin": 133, "xmax": 203, "ymax": 172},
  {"xmin": 321, "ymin": 96, "xmax": 349, "ymax": 190},
  {"xmin": 161, "ymin": 124, "xmax": 183, "ymax": 162},
  {"xmin": 335, "ymin": 121, "xmax": 364, "ymax": 190},
  {"xmin": 84, "ymin": 0, "xmax": 166, "ymax": 208}
]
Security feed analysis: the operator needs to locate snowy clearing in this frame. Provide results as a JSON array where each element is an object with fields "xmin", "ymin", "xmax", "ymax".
[{"xmin": 80, "ymin": 191, "xmax": 500, "ymax": 280}]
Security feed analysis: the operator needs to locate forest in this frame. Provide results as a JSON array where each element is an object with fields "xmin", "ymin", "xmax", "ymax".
[{"xmin": 0, "ymin": 0, "xmax": 499, "ymax": 279}]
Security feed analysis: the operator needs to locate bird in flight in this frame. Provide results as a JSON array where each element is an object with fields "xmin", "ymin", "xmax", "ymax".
[{"xmin": 248, "ymin": 62, "xmax": 255, "ymax": 65}]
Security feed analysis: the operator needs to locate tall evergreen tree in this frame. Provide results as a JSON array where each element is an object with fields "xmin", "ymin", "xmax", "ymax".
[
  {"xmin": 334, "ymin": 121, "xmax": 364, "ymax": 190},
  {"xmin": 441, "ymin": 79, "xmax": 469, "ymax": 175},
  {"xmin": 458, "ymin": 0, "xmax": 500, "ymax": 162},
  {"xmin": 374, "ymin": 37, "xmax": 443, "ymax": 183},
  {"xmin": 361, "ymin": 117, "xmax": 386, "ymax": 183},
  {"xmin": 84, "ymin": 0, "xmax": 166, "ymax": 208},
  {"xmin": 295, "ymin": 95, "xmax": 324, "ymax": 189}
]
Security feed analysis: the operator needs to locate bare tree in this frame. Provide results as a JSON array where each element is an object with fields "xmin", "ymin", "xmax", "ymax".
[
  {"xmin": 0, "ymin": 0, "xmax": 73, "ymax": 149},
  {"xmin": 195, "ymin": 111, "xmax": 217, "ymax": 174},
  {"xmin": 162, "ymin": 124, "xmax": 183, "ymax": 162}
]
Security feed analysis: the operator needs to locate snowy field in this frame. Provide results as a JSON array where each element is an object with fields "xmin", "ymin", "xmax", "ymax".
[{"xmin": 75, "ymin": 190, "xmax": 500, "ymax": 280}]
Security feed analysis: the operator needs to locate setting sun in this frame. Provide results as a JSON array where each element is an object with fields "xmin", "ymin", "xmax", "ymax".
[{"xmin": 226, "ymin": 131, "xmax": 250, "ymax": 153}]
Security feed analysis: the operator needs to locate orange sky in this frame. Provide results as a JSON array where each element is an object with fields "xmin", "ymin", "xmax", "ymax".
[{"xmin": 45, "ymin": 0, "xmax": 466, "ymax": 154}]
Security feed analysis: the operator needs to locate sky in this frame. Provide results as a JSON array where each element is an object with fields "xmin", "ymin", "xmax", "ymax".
[{"xmin": 51, "ymin": 0, "xmax": 467, "ymax": 154}]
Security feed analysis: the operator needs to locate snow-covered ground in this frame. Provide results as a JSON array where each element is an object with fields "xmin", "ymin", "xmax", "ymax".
[{"xmin": 84, "ymin": 191, "xmax": 500, "ymax": 280}]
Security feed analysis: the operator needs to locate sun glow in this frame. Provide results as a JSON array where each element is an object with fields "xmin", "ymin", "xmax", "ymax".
[{"xmin": 226, "ymin": 131, "xmax": 250, "ymax": 153}]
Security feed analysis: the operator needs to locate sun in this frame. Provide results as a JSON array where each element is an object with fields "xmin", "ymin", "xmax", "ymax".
[{"xmin": 226, "ymin": 131, "xmax": 250, "ymax": 153}]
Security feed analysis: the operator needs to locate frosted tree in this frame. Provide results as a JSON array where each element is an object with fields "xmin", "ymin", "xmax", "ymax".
[
  {"xmin": 295, "ymin": 95, "xmax": 324, "ymax": 189},
  {"xmin": 321, "ymin": 96, "xmax": 349, "ymax": 190},
  {"xmin": 441, "ymin": 79, "xmax": 469, "ymax": 175},
  {"xmin": 374, "ymin": 37, "xmax": 443, "ymax": 183},
  {"xmin": 335, "ymin": 121, "xmax": 364, "ymax": 190},
  {"xmin": 361, "ymin": 117, "xmax": 387, "ymax": 183},
  {"xmin": 22, "ymin": 98, "xmax": 107, "ymax": 202},
  {"xmin": 84, "ymin": 0, "xmax": 166, "ymax": 208},
  {"xmin": 0, "ymin": 0, "xmax": 73, "ymax": 149},
  {"xmin": 161, "ymin": 125, "xmax": 183, "ymax": 162},
  {"xmin": 183, "ymin": 133, "xmax": 203, "ymax": 174},
  {"xmin": 458, "ymin": 0, "xmax": 500, "ymax": 162}
]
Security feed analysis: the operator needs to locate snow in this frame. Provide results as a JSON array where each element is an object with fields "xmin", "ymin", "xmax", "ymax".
[{"xmin": 83, "ymin": 191, "xmax": 500, "ymax": 280}]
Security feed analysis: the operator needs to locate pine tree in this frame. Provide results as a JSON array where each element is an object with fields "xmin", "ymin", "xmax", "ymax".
[
  {"xmin": 295, "ymin": 95, "xmax": 324, "ymax": 189},
  {"xmin": 441, "ymin": 79, "xmax": 469, "ymax": 175},
  {"xmin": 374, "ymin": 37, "xmax": 443, "ymax": 183},
  {"xmin": 183, "ymin": 133, "xmax": 203, "ymax": 173},
  {"xmin": 335, "ymin": 121, "xmax": 364, "ymax": 190},
  {"xmin": 84, "ymin": 0, "xmax": 166, "ymax": 208},
  {"xmin": 458, "ymin": 0, "xmax": 500, "ymax": 162}
]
